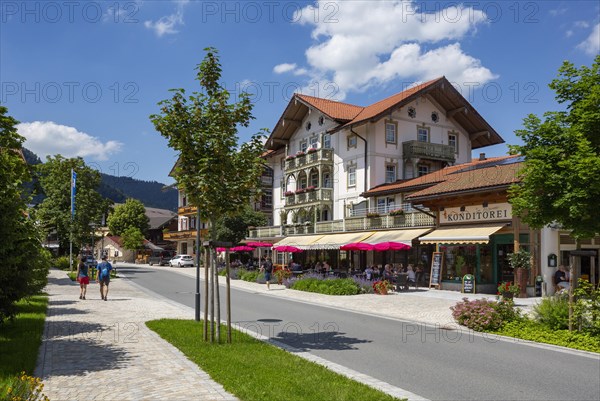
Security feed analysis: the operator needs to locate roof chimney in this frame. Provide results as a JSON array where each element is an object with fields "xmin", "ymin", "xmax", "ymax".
[{"xmin": 479, "ymin": 153, "xmax": 486, "ymax": 161}]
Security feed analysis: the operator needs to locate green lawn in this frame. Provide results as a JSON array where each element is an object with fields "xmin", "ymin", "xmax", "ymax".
[
  {"xmin": 147, "ymin": 319, "xmax": 402, "ymax": 401},
  {"xmin": 0, "ymin": 295, "xmax": 48, "ymax": 393}
]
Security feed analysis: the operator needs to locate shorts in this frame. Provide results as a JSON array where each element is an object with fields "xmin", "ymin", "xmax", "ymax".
[
  {"xmin": 264, "ymin": 271, "xmax": 272, "ymax": 281},
  {"xmin": 78, "ymin": 276, "xmax": 90, "ymax": 285},
  {"xmin": 99, "ymin": 277, "xmax": 110, "ymax": 286}
]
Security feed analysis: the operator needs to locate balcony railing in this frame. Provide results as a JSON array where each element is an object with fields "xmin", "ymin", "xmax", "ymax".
[
  {"xmin": 403, "ymin": 140, "xmax": 455, "ymax": 163},
  {"xmin": 348, "ymin": 203, "xmax": 427, "ymax": 217},
  {"xmin": 248, "ymin": 210, "xmax": 434, "ymax": 239},
  {"xmin": 285, "ymin": 148, "xmax": 334, "ymax": 171},
  {"xmin": 163, "ymin": 229, "xmax": 208, "ymax": 240},
  {"xmin": 178, "ymin": 205, "xmax": 197, "ymax": 215},
  {"xmin": 285, "ymin": 188, "xmax": 333, "ymax": 207}
]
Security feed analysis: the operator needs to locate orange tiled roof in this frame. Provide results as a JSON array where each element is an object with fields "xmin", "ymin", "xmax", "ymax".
[
  {"xmin": 363, "ymin": 155, "xmax": 516, "ymax": 197},
  {"xmin": 407, "ymin": 157, "xmax": 523, "ymax": 200},
  {"xmin": 340, "ymin": 77, "xmax": 444, "ymax": 129},
  {"xmin": 295, "ymin": 94, "xmax": 364, "ymax": 122}
]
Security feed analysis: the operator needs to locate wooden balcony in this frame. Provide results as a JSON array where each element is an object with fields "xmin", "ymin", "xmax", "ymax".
[
  {"xmin": 285, "ymin": 148, "xmax": 334, "ymax": 172},
  {"xmin": 403, "ymin": 140, "xmax": 455, "ymax": 163},
  {"xmin": 178, "ymin": 205, "xmax": 197, "ymax": 215},
  {"xmin": 163, "ymin": 229, "xmax": 208, "ymax": 240}
]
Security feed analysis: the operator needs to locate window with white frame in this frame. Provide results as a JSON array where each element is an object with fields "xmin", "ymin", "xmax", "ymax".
[
  {"xmin": 323, "ymin": 133, "xmax": 331, "ymax": 149},
  {"xmin": 347, "ymin": 165, "xmax": 356, "ymax": 187},
  {"xmin": 323, "ymin": 172, "xmax": 331, "ymax": 188},
  {"xmin": 417, "ymin": 126, "xmax": 430, "ymax": 142},
  {"xmin": 385, "ymin": 121, "xmax": 397, "ymax": 144},
  {"xmin": 387, "ymin": 197, "xmax": 395, "ymax": 211},
  {"xmin": 310, "ymin": 171, "xmax": 319, "ymax": 187},
  {"xmin": 385, "ymin": 164, "xmax": 397, "ymax": 183},
  {"xmin": 448, "ymin": 132, "xmax": 458, "ymax": 153},
  {"xmin": 347, "ymin": 135, "xmax": 357, "ymax": 149},
  {"xmin": 280, "ymin": 179, "xmax": 285, "ymax": 199},
  {"xmin": 300, "ymin": 140, "xmax": 308, "ymax": 152},
  {"xmin": 417, "ymin": 164, "xmax": 429, "ymax": 177},
  {"xmin": 309, "ymin": 136, "xmax": 318, "ymax": 149},
  {"xmin": 377, "ymin": 198, "xmax": 386, "ymax": 214}
]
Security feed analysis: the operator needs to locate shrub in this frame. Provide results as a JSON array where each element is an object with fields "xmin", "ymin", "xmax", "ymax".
[
  {"xmin": 240, "ymin": 270, "xmax": 260, "ymax": 283},
  {"xmin": 450, "ymin": 298, "xmax": 503, "ymax": 331},
  {"xmin": 53, "ymin": 256, "xmax": 71, "ymax": 271},
  {"xmin": 533, "ymin": 294, "xmax": 569, "ymax": 330},
  {"xmin": 291, "ymin": 278, "xmax": 360, "ymax": 295},
  {"xmin": 573, "ymin": 279, "xmax": 600, "ymax": 335},
  {"xmin": 352, "ymin": 276, "xmax": 374, "ymax": 294}
]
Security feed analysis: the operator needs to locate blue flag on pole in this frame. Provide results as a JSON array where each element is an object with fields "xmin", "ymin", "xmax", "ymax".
[{"xmin": 71, "ymin": 169, "xmax": 77, "ymax": 219}]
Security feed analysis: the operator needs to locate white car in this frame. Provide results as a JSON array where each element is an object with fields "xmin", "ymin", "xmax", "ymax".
[{"xmin": 169, "ymin": 255, "xmax": 194, "ymax": 267}]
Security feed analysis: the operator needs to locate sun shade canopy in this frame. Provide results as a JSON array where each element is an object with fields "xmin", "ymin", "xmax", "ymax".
[{"xmin": 419, "ymin": 224, "xmax": 507, "ymax": 244}]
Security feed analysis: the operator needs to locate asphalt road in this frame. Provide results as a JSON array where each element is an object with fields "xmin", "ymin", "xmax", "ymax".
[{"xmin": 120, "ymin": 265, "xmax": 600, "ymax": 401}]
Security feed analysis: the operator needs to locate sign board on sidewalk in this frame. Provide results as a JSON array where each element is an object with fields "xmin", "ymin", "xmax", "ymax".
[
  {"xmin": 429, "ymin": 252, "xmax": 443, "ymax": 289},
  {"xmin": 462, "ymin": 274, "xmax": 475, "ymax": 293}
]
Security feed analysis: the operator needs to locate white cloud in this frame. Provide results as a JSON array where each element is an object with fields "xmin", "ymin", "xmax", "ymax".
[
  {"xmin": 17, "ymin": 121, "xmax": 123, "ymax": 161},
  {"xmin": 277, "ymin": 0, "xmax": 496, "ymax": 100},
  {"xmin": 575, "ymin": 21, "xmax": 590, "ymax": 29},
  {"xmin": 145, "ymin": 0, "xmax": 189, "ymax": 37},
  {"xmin": 566, "ymin": 30, "xmax": 574, "ymax": 38},
  {"xmin": 273, "ymin": 63, "xmax": 297, "ymax": 74},
  {"xmin": 577, "ymin": 23, "xmax": 600, "ymax": 56}
]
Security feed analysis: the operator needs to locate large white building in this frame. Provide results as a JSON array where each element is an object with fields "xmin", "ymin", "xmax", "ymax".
[{"xmin": 261, "ymin": 77, "xmax": 503, "ymax": 230}]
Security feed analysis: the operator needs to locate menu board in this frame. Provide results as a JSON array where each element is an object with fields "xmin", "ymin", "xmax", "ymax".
[
  {"xmin": 429, "ymin": 252, "xmax": 443, "ymax": 288},
  {"xmin": 462, "ymin": 274, "xmax": 475, "ymax": 293}
]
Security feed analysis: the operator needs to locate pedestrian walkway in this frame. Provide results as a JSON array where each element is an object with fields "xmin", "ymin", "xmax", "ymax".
[{"xmin": 35, "ymin": 269, "xmax": 237, "ymax": 401}]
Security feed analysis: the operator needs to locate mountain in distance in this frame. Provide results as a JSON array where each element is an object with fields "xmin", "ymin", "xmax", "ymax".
[{"xmin": 23, "ymin": 148, "xmax": 178, "ymax": 211}]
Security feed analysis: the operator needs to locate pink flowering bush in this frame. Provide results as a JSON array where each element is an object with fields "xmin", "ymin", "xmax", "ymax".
[{"xmin": 450, "ymin": 298, "xmax": 503, "ymax": 331}]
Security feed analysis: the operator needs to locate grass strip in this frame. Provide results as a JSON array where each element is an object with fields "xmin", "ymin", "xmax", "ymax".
[
  {"xmin": 147, "ymin": 319, "xmax": 402, "ymax": 401},
  {"xmin": 0, "ymin": 295, "xmax": 49, "ymax": 392}
]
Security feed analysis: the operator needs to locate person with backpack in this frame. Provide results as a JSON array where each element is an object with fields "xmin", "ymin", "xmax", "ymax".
[
  {"xmin": 96, "ymin": 255, "xmax": 113, "ymax": 301},
  {"xmin": 260, "ymin": 256, "xmax": 273, "ymax": 290}
]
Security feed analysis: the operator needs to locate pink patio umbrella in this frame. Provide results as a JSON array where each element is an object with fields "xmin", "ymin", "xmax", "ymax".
[
  {"xmin": 246, "ymin": 241, "xmax": 271, "ymax": 247},
  {"xmin": 230, "ymin": 246, "xmax": 255, "ymax": 252},
  {"xmin": 372, "ymin": 242, "xmax": 412, "ymax": 252},
  {"xmin": 340, "ymin": 242, "xmax": 374, "ymax": 251},
  {"xmin": 273, "ymin": 245, "xmax": 303, "ymax": 253},
  {"xmin": 216, "ymin": 247, "xmax": 227, "ymax": 252}
]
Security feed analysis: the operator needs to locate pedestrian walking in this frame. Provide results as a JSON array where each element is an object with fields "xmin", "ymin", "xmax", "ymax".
[
  {"xmin": 260, "ymin": 256, "xmax": 273, "ymax": 290},
  {"xmin": 76, "ymin": 257, "xmax": 90, "ymax": 299},
  {"xmin": 96, "ymin": 255, "xmax": 113, "ymax": 301}
]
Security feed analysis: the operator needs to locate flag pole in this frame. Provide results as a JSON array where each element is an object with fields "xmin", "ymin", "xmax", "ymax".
[{"xmin": 70, "ymin": 169, "xmax": 76, "ymax": 272}]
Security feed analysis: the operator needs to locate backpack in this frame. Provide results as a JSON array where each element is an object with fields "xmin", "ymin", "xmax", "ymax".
[
  {"xmin": 263, "ymin": 261, "xmax": 273, "ymax": 273},
  {"xmin": 99, "ymin": 263, "xmax": 110, "ymax": 279}
]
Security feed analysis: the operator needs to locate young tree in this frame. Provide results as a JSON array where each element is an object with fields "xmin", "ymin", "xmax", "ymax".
[
  {"xmin": 36, "ymin": 156, "xmax": 108, "ymax": 256},
  {"xmin": 121, "ymin": 227, "xmax": 145, "ymax": 261},
  {"xmin": 0, "ymin": 106, "xmax": 51, "ymax": 322},
  {"xmin": 107, "ymin": 198, "xmax": 150, "ymax": 236},
  {"xmin": 214, "ymin": 206, "xmax": 268, "ymax": 245},
  {"xmin": 150, "ymin": 48, "xmax": 266, "ymax": 342},
  {"xmin": 509, "ymin": 56, "xmax": 600, "ymax": 239}
]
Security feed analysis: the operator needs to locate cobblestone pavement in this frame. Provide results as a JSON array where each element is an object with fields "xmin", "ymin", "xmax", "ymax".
[{"xmin": 35, "ymin": 269, "xmax": 237, "ymax": 401}]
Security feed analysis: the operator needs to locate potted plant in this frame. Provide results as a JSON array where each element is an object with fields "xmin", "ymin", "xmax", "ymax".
[
  {"xmin": 373, "ymin": 280, "xmax": 392, "ymax": 295},
  {"xmin": 508, "ymin": 250, "xmax": 531, "ymax": 298},
  {"xmin": 273, "ymin": 266, "xmax": 291, "ymax": 285},
  {"xmin": 497, "ymin": 281, "xmax": 519, "ymax": 300}
]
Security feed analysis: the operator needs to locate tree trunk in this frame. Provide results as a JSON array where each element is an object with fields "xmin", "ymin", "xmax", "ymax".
[
  {"xmin": 203, "ymin": 246, "xmax": 209, "ymax": 341},
  {"xmin": 214, "ymin": 249, "xmax": 221, "ymax": 343},
  {"xmin": 226, "ymin": 252, "xmax": 232, "ymax": 343},
  {"xmin": 209, "ymin": 247, "xmax": 214, "ymax": 343},
  {"xmin": 517, "ymin": 268, "xmax": 528, "ymax": 298}
]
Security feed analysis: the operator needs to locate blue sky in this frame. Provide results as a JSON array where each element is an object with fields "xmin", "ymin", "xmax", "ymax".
[{"xmin": 1, "ymin": 0, "xmax": 598, "ymax": 184}]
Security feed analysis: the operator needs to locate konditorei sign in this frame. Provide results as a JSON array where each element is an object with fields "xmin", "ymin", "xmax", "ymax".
[{"xmin": 440, "ymin": 202, "xmax": 512, "ymax": 224}]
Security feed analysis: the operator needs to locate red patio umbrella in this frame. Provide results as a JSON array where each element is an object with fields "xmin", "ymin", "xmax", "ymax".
[
  {"xmin": 340, "ymin": 242, "xmax": 374, "ymax": 251},
  {"xmin": 230, "ymin": 246, "xmax": 255, "ymax": 252},
  {"xmin": 372, "ymin": 242, "xmax": 412, "ymax": 252},
  {"xmin": 246, "ymin": 241, "xmax": 271, "ymax": 247},
  {"xmin": 273, "ymin": 245, "xmax": 303, "ymax": 253}
]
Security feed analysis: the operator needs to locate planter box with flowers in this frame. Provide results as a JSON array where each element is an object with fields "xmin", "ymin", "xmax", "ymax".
[
  {"xmin": 366, "ymin": 212, "xmax": 382, "ymax": 228},
  {"xmin": 305, "ymin": 186, "xmax": 316, "ymax": 192},
  {"xmin": 284, "ymin": 191, "xmax": 295, "ymax": 197},
  {"xmin": 295, "ymin": 188, "xmax": 306, "ymax": 194},
  {"xmin": 285, "ymin": 155, "xmax": 296, "ymax": 160},
  {"xmin": 307, "ymin": 147, "xmax": 318, "ymax": 153},
  {"xmin": 296, "ymin": 151, "xmax": 306, "ymax": 157},
  {"xmin": 497, "ymin": 281, "xmax": 519, "ymax": 300},
  {"xmin": 373, "ymin": 280, "xmax": 392, "ymax": 295},
  {"xmin": 388, "ymin": 208, "xmax": 405, "ymax": 225}
]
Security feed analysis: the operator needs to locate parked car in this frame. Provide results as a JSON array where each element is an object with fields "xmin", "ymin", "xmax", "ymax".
[
  {"xmin": 169, "ymin": 254, "xmax": 194, "ymax": 268},
  {"xmin": 148, "ymin": 251, "xmax": 174, "ymax": 266}
]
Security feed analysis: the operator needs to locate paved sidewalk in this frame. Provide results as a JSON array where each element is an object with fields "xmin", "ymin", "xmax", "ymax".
[{"xmin": 35, "ymin": 269, "xmax": 237, "ymax": 401}]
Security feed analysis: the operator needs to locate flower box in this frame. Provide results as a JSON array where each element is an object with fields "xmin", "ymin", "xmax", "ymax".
[
  {"xmin": 295, "ymin": 188, "xmax": 306, "ymax": 194},
  {"xmin": 306, "ymin": 186, "xmax": 316, "ymax": 192},
  {"xmin": 296, "ymin": 151, "xmax": 306, "ymax": 157},
  {"xmin": 366, "ymin": 212, "xmax": 380, "ymax": 218},
  {"xmin": 285, "ymin": 155, "xmax": 295, "ymax": 160},
  {"xmin": 307, "ymin": 147, "xmax": 318, "ymax": 153},
  {"xmin": 284, "ymin": 191, "xmax": 295, "ymax": 196},
  {"xmin": 388, "ymin": 208, "xmax": 405, "ymax": 216}
]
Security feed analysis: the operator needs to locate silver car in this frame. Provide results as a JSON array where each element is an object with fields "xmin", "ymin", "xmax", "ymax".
[{"xmin": 169, "ymin": 254, "xmax": 194, "ymax": 267}]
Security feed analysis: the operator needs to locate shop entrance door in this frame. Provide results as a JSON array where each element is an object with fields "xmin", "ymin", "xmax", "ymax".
[{"xmin": 497, "ymin": 243, "xmax": 515, "ymax": 283}]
